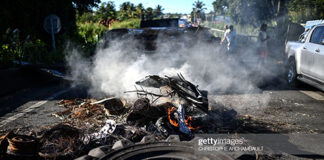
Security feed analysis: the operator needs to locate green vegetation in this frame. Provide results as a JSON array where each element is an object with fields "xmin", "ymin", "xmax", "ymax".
[
  {"xmin": 212, "ymin": 0, "xmax": 324, "ymax": 26},
  {"xmin": 0, "ymin": 0, "xmax": 165, "ymax": 68},
  {"xmin": 207, "ymin": 0, "xmax": 323, "ymax": 38},
  {"xmin": 209, "ymin": 0, "xmax": 323, "ymax": 58},
  {"xmin": 97, "ymin": 1, "xmax": 117, "ymax": 20},
  {"xmin": 191, "ymin": 0, "xmax": 207, "ymax": 23},
  {"xmin": 0, "ymin": 28, "xmax": 67, "ymax": 67},
  {"xmin": 77, "ymin": 22, "xmax": 108, "ymax": 45},
  {"xmin": 75, "ymin": 21, "xmax": 108, "ymax": 56},
  {"xmin": 74, "ymin": 1, "xmax": 160, "ymax": 56},
  {"xmin": 288, "ymin": 0, "xmax": 324, "ymax": 23},
  {"xmin": 1, "ymin": 0, "xmax": 322, "ymax": 68},
  {"xmin": 110, "ymin": 19, "xmax": 141, "ymax": 29},
  {"xmin": 0, "ymin": 0, "xmax": 100, "ymax": 68}
]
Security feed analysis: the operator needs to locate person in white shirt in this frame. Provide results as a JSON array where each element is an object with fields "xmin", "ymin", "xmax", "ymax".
[{"xmin": 221, "ymin": 25, "xmax": 236, "ymax": 54}]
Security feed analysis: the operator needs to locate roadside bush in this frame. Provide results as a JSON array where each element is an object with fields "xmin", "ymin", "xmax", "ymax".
[
  {"xmin": 1, "ymin": 29, "xmax": 45, "ymax": 67},
  {"xmin": 0, "ymin": 28, "xmax": 68, "ymax": 68},
  {"xmin": 75, "ymin": 22, "xmax": 109, "ymax": 57},
  {"xmin": 77, "ymin": 22, "xmax": 108, "ymax": 45},
  {"xmin": 110, "ymin": 19, "xmax": 140, "ymax": 29},
  {"xmin": 73, "ymin": 18, "xmax": 140, "ymax": 58}
]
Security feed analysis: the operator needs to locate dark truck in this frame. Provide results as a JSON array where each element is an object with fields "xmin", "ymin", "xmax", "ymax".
[{"xmin": 102, "ymin": 19, "xmax": 220, "ymax": 52}]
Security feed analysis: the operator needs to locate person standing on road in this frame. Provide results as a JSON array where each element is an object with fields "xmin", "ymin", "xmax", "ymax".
[
  {"xmin": 227, "ymin": 25, "xmax": 237, "ymax": 54},
  {"xmin": 221, "ymin": 24, "xmax": 229, "ymax": 44},
  {"xmin": 221, "ymin": 25, "xmax": 237, "ymax": 60},
  {"xmin": 221, "ymin": 25, "xmax": 229, "ymax": 56},
  {"xmin": 257, "ymin": 23, "xmax": 269, "ymax": 68}
]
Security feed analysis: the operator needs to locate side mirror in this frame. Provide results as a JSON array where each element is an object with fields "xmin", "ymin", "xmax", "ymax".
[{"xmin": 322, "ymin": 39, "xmax": 324, "ymax": 45}]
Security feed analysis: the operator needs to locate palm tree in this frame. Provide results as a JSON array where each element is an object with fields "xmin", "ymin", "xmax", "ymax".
[
  {"xmin": 145, "ymin": 7, "xmax": 154, "ymax": 20},
  {"xmin": 118, "ymin": 2, "xmax": 137, "ymax": 20},
  {"xmin": 192, "ymin": 0, "xmax": 206, "ymax": 23},
  {"xmin": 120, "ymin": 2, "xmax": 130, "ymax": 12},
  {"xmin": 97, "ymin": 1, "xmax": 116, "ymax": 20},
  {"xmin": 129, "ymin": 3, "xmax": 136, "ymax": 17},
  {"xmin": 136, "ymin": 3, "xmax": 145, "ymax": 19},
  {"xmin": 136, "ymin": 3, "xmax": 144, "ymax": 11},
  {"xmin": 154, "ymin": 5, "xmax": 164, "ymax": 18},
  {"xmin": 193, "ymin": 0, "xmax": 206, "ymax": 14}
]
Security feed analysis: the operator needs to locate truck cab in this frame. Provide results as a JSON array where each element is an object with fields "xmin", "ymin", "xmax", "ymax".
[{"xmin": 286, "ymin": 23, "xmax": 324, "ymax": 90}]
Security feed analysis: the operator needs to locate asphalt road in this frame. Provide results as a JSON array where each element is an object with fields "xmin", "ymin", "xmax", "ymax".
[
  {"xmin": 213, "ymin": 88, "xmax": 324, "ymax": 134},
  {"xmin": 4, "ymin": 81, "xmax": 323, "ymax": 132},
  {"xmin": 0, "ymin": 66, "xmax": 323, "ymax": 159}
]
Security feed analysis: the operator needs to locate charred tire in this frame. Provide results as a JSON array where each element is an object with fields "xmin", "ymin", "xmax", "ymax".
[
  {"xmin": 287, "ymin": 59, "xmax": 299, "ymax": 87},
  {"xmin": 75, "ymin": 135, "xmax": 234, "ymax": 160}
]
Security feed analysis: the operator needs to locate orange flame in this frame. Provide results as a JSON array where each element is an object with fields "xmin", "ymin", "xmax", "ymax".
[{"xmin": 167, "ymin": 107, "xmax": 200, "ymax": 130}]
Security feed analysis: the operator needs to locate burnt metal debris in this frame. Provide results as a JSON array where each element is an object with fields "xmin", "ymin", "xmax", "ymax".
[
  {"xmin": 130, "ymin": 74, "xmax": 213, "ymax": 138},
  {"xmin": 133, "ymin": 74, "xmax": 209, "ymax": 113},
  {"xmin": 0, "ymin": 74, "xmax": 243, "ymax": 159}
]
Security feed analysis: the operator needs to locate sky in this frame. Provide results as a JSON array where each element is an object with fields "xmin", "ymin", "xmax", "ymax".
[{"xmin": 100, "ymin": 0, "xmax": 215, "ymax": 14}]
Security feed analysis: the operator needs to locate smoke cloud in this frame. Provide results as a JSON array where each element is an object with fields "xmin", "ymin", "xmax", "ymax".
[{"xmin": 67, "ymin": 30, "xmax": 280, "ymax": 111}]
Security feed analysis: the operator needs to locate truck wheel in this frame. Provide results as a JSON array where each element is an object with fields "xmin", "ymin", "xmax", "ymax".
[{"xmin": 287, "ymin": 60, "xmax": 299, "ymax": 87}]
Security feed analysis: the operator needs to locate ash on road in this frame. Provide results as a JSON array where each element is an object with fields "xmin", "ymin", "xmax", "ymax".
[{"xmin": 0, "ymin": 65, "xmax": 323, "ymax": 159}]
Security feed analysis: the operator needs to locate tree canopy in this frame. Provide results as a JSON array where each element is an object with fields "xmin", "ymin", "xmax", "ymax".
[
  {"xmin": 212, "ymin": 0, "xmax": 324, "ymax": 25},
  {"xmin": 288, "ymin": 0, "xmax": 324, "ymax": 23},
  {"xmin": 191, "ymin": 0, "xmax": 207, "ymax": 22},
  {"xmin": 97, "ymin": 1, "xmax": 117, "ymax": 20},
  {"xmin": 193, "ymin": 0, "xmax": 207, "ymax": 16},
  {"xmin": 154, "ymin": 5, "xmax": 164, "ymax": 19}
]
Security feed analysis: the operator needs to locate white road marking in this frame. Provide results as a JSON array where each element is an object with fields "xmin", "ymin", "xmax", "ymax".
[
  {"xmin": 300, "ymin": 90, "xmax": 324, "ymax": 101},
  {"xmin": 0, "ymin": 88, "xmax": 71, "ymax": 128}
]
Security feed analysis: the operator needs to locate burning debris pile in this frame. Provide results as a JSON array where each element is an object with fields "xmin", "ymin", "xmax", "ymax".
[
  {"xmin": 0, "ymin": 74, "xmax": 240, "ymax": 159},
  {"xmin": 53, "ymin": 97, "xmax": 128, "ymax": 131}
]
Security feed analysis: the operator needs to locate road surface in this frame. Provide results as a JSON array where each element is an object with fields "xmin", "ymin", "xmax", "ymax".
[{"xmin": 0, "ymin": 65, "xmax": 323, "ymax": 159}]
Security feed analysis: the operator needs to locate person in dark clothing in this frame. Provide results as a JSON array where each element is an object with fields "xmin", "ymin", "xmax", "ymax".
[{"xmin": 257, "ymin": 23, "xmax": 269, "ymax": 68}]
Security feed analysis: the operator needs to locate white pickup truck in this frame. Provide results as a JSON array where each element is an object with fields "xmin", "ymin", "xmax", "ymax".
[{"xmin": 286, "ymin": 23, "xmax": 324, "ymax": 91}]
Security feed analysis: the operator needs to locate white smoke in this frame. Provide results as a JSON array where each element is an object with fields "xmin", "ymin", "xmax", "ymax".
[{"xmin": 67, "ymin": 32, "xmax": 275, "ymax": 103}]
